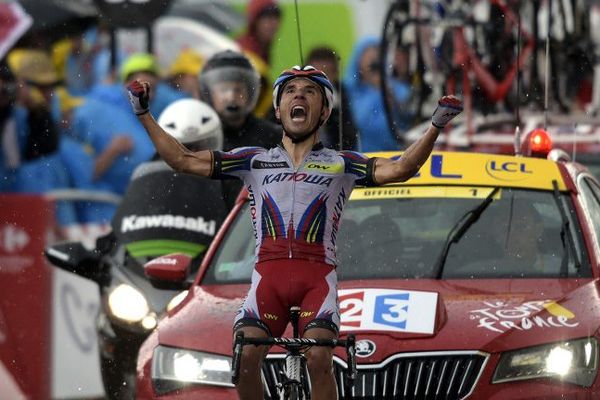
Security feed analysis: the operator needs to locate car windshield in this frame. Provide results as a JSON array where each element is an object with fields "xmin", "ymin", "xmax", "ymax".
[{"xmin": 203, "ymin": 186, "xmax": 590, "ymax": 284}]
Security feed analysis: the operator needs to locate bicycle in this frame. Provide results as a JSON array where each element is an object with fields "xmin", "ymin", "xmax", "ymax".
[
  {"xmin": 381, "ymin": 0, "xmax": 596, "ymax": 145},
  {"xmin": 380, "ymin": 0, "xmax": 589, "ymax": 146},
  {"xmin": 231, "ymin": 306, "xmax": 357, "ymax": 400}
]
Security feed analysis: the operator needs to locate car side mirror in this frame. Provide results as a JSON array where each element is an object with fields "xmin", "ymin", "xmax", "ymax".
[
  {"xmin": 44, "ymin": 242, "xmax": 104, "ymax": 283},
  {"xmin": 144, "ymin": 253, "xmax": 192, "ymax": 290}
]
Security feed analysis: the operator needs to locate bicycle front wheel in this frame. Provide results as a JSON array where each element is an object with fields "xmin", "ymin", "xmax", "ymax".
[{"xmin": 289, "ymin": 385, "xmax": 302, "ymax": 400}]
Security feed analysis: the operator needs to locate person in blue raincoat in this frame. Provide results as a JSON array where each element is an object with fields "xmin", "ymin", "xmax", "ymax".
[
  {"xmin": 61, "ymin": 24, "xmax": 123, "ymax": 96},
  {"xmin": 57, "ymin": 88, "xmax": 155, "ymax": 223},
  {"xmin": 343, "ymin": 36, "xmax": 411, "ymax": 152},
  {"xmin": 6, "ymin": 49, "xmax": 80, "ymax": 225},
  {"xmin": 54, "ymin": 88, "xmax": 113, "ymax": 223}
]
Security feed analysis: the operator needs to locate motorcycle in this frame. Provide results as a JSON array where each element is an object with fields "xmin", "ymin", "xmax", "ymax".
[{"xmin": 45, "ymin": 166, "xmax": 229, "ymax": 399}]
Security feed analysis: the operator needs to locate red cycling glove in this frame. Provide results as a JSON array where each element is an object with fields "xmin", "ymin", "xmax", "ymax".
[{"xmin": 431, "ymin": 96, "xmax": 463, "ymax": 129}]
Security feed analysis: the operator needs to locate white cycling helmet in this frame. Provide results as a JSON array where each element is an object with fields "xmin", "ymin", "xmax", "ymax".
[{"xmin": 158, "ymin": 98, "xmax": 223, "ymax": 151}]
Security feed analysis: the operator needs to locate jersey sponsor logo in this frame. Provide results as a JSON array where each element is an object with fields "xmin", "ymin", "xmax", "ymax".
[
  {"xmin": 262, "ymin": 172, "xmax": 333, "ymax": 187},
  {"xmin": 121, "ymin": 214, "xmax": 216, "ymax": 235},
  {"xmin": 306, "ymin": 163, "xmax": 330, "ymax": 170},
  {"xmin": 248, "ymin": 185, "xmax": 259, "ymax": 241},
  {"xmin": 252, "ymin": 160, "xmax": 290, "ymax": 169},
  {"xmin": 304, "ymin": 163, "xmax": 343, "ymax": 173},
  {"xmin": 263, "ymin": 313, "xmax": 279, "ymax": 320},
  {"xmin": 339, "ymin": 289, "xmax": 438, "ymax": 334}
]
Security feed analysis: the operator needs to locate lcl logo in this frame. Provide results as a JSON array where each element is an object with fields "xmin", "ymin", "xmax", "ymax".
[
  {"xmin": 0, "ymin": 225, "xmax": 29, "ymax": 253},
  {"xmin": 485, "ymin": 160, "xmax": 533, "ymax": 181}
]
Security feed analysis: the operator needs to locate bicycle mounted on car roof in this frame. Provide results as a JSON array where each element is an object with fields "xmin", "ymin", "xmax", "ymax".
[{"xmin": 380, "ymin": 0, "xmax": 593, "ymax": 145}]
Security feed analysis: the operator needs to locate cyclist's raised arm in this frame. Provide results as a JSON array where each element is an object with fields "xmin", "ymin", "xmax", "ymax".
[
  {"xmin": 127, "ymin": 80, "xmax": 213, "ymax": 177},
  {"xmin": 373, "ymin": 96, "xmax": 462, "ymax": 185}
]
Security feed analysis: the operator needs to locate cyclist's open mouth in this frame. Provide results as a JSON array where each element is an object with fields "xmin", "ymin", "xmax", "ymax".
[{"xmin": 291, "ymin": 106, "xmax": 307, "ymax": 122}]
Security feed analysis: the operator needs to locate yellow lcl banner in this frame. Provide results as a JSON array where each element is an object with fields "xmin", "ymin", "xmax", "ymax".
[{"xmin": 365, "ymin": 151, "xmax": 567, "ymax": 191}]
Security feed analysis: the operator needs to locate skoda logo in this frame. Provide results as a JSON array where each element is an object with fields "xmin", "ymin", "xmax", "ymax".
[{"xmin": 355, "ymin": 339, "xmax": 376, "ymax": 358}]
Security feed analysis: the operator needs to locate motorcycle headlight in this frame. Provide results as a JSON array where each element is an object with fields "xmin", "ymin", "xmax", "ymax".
[
  {"xmin": 493, "ymin": 337, "xmax": 598, "ymax": 387},
  {"xmin": 152, "ymin": 345, "xmax": 233, "ymax": 394},
  {"xmin": 107, "ymin": 284, "xmax": 150, "ymax": 323}
]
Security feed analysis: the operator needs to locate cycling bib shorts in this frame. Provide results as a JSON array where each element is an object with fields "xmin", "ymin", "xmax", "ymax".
[{"xmin": 233, "ymin": 259, "xmax": 338, "ymax": 336}]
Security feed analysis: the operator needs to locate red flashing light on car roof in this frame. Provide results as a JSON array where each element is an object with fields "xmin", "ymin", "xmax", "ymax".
[{"xmin": 521, "ymin": 128, "xmax": 553, "ymax": 158}]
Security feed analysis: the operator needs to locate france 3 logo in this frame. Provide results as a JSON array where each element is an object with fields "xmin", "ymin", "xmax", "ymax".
[{"xmin": 338, "ymin": 289, "xmax": 438, "ymax": 334}]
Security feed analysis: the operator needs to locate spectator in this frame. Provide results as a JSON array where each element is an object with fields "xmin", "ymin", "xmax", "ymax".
[
  {"xmin": 306, "ymin": 46, "xmax": 358, "ymax": 150},
  {"xmin": 344, "ymin": 36, "xmax": 411, "ymax": 152},
  {"xmin": 237, "ymin": 0, "xmax": 281, "ymax": 66},
  {"xmin": 56, "ymin": 87, "xmax": 133, "ymax": 180},
  {"xmin": 199, "ymin": 50, "xmax": 281, "ymax": 208},
  {"xmin": 6, "ymin": 49, "xmax": 79, "ymax": 225},
  {"xmin": 54, "ymin": 23, "xmax": 120, "ymax": 96},
  {"xmin": 199, "ymin": 50, "xmax": 280, "ymax": 150},
  {"xmin": 7, "ymin": 49, "xmax": 62, "ymax": 165},
  {"xmin": 54, "ymin": 90, "xmax": 97, "ymax": 220},
  {"xmin": 56, "ymin": 88, "xmax": 154, "ymax": 223},
  {"xmin": 165, "ymin": 49, "xmax": 204, "ymax": 99}
]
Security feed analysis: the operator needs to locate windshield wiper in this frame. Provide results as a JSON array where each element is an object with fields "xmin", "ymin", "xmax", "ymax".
[
  {"xmin": 431, "ymin": 187, "xmax": 500, "ymax": 279},
  {"xmin": 551, "ymin": 180, "xmax": 580, "ymax": 277}
]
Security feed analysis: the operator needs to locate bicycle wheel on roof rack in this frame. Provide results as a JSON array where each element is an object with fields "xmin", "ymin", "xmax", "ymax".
[{"xmin": 380, "ymin": 0, "xmax": 430, "ymax": 146}]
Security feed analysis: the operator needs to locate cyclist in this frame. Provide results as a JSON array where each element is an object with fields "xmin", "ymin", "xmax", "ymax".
[
  {"xmin": 127, "ymin": 65, "xmax": 462, "ymax": 400},
  {"xmin": 199, "ymin": 50, "xmax": 281, "ymax": 209}
]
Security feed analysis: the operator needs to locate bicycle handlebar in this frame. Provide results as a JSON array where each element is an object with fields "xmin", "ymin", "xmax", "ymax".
[
  {"xmin": 231, "ymin": 331, "xmax": 357, "ymax": 392},
  {"xmin": 239, "ymin": 336, "xmax": 349, "ymax": 348}
]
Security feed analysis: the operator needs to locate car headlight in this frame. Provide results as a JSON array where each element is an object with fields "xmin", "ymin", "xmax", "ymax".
[
  {"xmin": 107, "ymin": 284, "xmax": 150, "ymax": 323},
  {"xmin": 152, "ymin": 345, "xmax": 233, "ymax": 394},
  {"xmin": 493, "ymin": 337, "xmax": 598, "ymax": 387}
]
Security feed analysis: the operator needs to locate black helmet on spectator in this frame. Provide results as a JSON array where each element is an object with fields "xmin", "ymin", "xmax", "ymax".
[{"xmin": 199, "ymin": 50, "xmax": 261, "ymax": 121}]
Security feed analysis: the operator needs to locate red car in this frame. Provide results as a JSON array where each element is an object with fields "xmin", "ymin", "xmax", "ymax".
[{"xmin": 136, "ymin": 137, "xmax": 600, "ymax": 399}]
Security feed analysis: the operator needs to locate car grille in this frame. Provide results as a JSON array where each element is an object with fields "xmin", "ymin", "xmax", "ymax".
[{"xmin": 262, "ymin": 351, "xmax": 487, "ymax": 400}]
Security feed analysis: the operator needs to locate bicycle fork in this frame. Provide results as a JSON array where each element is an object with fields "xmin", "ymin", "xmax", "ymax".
[{"xmin": 278, "ymin": 306, "xmax": 309, "ymax": 399}]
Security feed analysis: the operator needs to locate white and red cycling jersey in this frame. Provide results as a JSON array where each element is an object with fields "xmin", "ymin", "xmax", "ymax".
[{"xmin": 211, "ymin": 142, "xmax": 377, "ymax": 266}]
